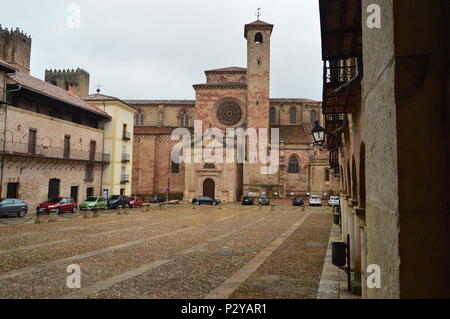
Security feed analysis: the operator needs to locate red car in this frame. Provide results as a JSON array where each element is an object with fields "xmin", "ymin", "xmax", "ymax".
[
  {"xmin": 129, "ymin": 196, "xmax": 144, "ymax": 208},
  {"xmin": 37, "ymin": 197, "xmax": 77, "ymax": 214}
]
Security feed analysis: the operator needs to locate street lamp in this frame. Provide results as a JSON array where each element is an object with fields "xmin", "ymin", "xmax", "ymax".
[{"xmin": 312, "ymin": 121, "xmax": 325, "ymax": 145}]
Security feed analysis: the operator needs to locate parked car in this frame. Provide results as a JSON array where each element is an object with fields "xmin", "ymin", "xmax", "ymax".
[
  {"xmin": 292, "ymin": 197, "xmax": 305, "ymax": 206},
  {"xmin": 107, "ymin": 195, "xmax": 130, "ymax": 209},
  {"xmin": 0, "ymin": 198, "xmax": 28, "ymax": 218},
  {"xmin": 309, "ymin": 195, "xmax": 322, "ymax": 206},
  {"xmin": 37, "ymin": 197, "xmax": 77, "ymax": 214},
  {"xmin": 79, "ymin": 196, "xmax": 107, "ymax": 211},
  {"xmin": 242, "ymin": 196, "xmax": 254, "ymax": 205},
  {"xmin": 129, "ymin": 196, "xmax": 144, "ymax": 208},
  {"xmin": 192, "ymin": 196, "xmax": 221, "ymax": 205},
  {"xmin": 328, "ymin": 195, "xmax": 340, "ymax": 207},
  {"xmin": 258, "ymin": 196, "xmax": 270, "ymax": 206},
  {"xmin": 148, "ymin": 195, "xmax": 166, "ymax": 203}
]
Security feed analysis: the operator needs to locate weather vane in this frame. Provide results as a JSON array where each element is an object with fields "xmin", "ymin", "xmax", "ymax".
[
  {"xmin": 256, "ymin": 7, "xmax": 261, "ymax": 21},
  {"xmin": 96, "ymin": 83, "xmax": 102, "ymax": 94}
]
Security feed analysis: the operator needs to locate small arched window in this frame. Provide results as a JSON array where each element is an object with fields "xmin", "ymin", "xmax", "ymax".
[
  {"xmin": 255, "ymin": 32, "xmax": 263, "ymax": 43},
  {"xmin": 310, "ymin": 110, "xmax": 318, "ymax": 126},
  {"xmin": 288, "ymin": 156, "xmax": 300, "ymax": 174},
  {"xmin": 289, "ymin": 107, "xmax": 297, "ymax": 124},
  {"xmin": 180, "ymin": 112, "xmax": 189, "ymax": 128},
  {"xmin": 218, "ymin": 76, "xmax": 226, "ymax": 82},
  {"xmin": 269, "ymin": 107, "xmax": 276, "ymax": 124},
  {"xmin": 204, "ymin": 163, "xmax": 215, "ymax": 169},
  {"xmin": 171, "ymin": 159, "xmax": 180, "ymax": 174},
  {"xmin": 135, "ymin": 112, "xmax": 145, "ymax": 126},
  {"xmin": 239, "ymin": 76, "xmax": 247, "ymax": 82}
]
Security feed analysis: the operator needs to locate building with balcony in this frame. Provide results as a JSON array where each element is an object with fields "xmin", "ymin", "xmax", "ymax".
[
  {"xmin": 83, "ymin": 94, "xmax": 136, "ymax": 197},
  {"xmin": 0, "ymin": 58, "xmax": 110, "ymax": 210}
]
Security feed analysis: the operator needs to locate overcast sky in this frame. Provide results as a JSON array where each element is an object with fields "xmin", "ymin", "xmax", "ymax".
[{"xmin": 1, "ymin": 0, "xmax": 323, "ymax": 100}]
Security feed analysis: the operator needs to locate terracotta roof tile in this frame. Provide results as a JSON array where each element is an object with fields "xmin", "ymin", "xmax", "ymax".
[
  {"xmin": 205, "ymin": 67, "xmax": 247, "ymax": 74},
  {"xmin": 270, "ymin": 98, "xmax": 322, "ymax": 104},
  {"xmin": 82, "ymin": 93, "xmax": 137, "ymax": 110},
  {"xmin": 193, "ymin": 82, "xmax": 247, "ymax": 89},
  {"xmin": 244, "ymin": 20, "xmax": 274, "ymax": 38},
  {"xmin": 8, "ymin": 72, "xmax": 110, "ymax": 118},
  {"xmin": 125, "ymin": 100, "xmax": 195, "ymax": 106},
  {"xmin": 134, "ymin": 126, "xmax": 190, "ymax": 135},
  {"xmin": 0, "ymin": 59, "xmax": 16, "ymax": 72},
  {"xmin": 272, "ymin": 125, "xmax": 312, "ymax": 144}
]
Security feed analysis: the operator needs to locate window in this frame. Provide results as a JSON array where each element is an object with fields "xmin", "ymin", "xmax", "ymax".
[
  {"xmin": 325, "ymin": 168, "xmax": 330, "ymax": 182},
  {"xmin": 89, "ymin": 141, "xmax": 96, "ymax": 161},
  {"xmin": 269, "ymin": 107, "xmax": 276, "ymax": 124},
  {"xmin": 171, "ymin": 160, "xmax": 180, "ymax": 173},
  {"xmin": 311, "ymin": 110, "xmax": 318, "ymax": 126},
  {"xmin": 180, "ymin": 112, "xmax": 189, "ymax": 128},
  {"xmin": 288, "ymin": 156, "xmax": 300, "ymax": 174},
  {"xmin": 289, "ymin": 107, "xmax": 297, "ymax": 124},
  {"xmin": 85, "ymin": 165, "xmax": 94, "ymax": 181},
  {"xmin": 255, "ymin": 32, "xmax": 263, "ymax": 43},
  {"xmin": 28, "ymin": 129, "xmax": 37, "ymax": 154},
  {"xmin": 2, "ymin": 199, "xmax": 14, "ymax": 205},
  {"xmin": 204, "ymin": 163, "xmax": 215, "ymax": 169},
  {"xmin": 218, "ymin": 76, "xmax": 226, "ymax": 82},
  {"xmin": 63, "ymin": 135, "xmax": 70, "ymax": 158},
  {"xmin": 135, "ymin": 112, "xmax": 145, "ymax": 126}
]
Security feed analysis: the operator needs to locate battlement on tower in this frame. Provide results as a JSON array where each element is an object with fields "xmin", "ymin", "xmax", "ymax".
[
  {"xmin": 45, "ymin": 68, "xmax": 90, "ymax": 97},
  {"xmin": 0, "ymin": 25, "xmax": 32, "ymax": 73}
]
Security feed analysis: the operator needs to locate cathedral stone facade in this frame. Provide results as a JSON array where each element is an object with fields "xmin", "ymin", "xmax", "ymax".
[{"xmin": 128, "ymin": 20, "xmax": 336, "ymax": 202}]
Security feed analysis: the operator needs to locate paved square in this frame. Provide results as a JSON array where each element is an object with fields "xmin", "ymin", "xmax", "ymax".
[{"xmin": 0, "ymin": 204, "xmax": 332, "ymax": 299}]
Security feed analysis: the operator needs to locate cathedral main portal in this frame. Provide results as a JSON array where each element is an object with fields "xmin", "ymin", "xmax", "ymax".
[{"xmin": 203, "ymin": 178, "xmax": 215, "ymax": 199}]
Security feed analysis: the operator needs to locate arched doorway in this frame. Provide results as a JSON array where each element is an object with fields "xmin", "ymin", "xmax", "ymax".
[{"xmin": 203, "ymin": 178, "xmax": 215, "ymax": 199}]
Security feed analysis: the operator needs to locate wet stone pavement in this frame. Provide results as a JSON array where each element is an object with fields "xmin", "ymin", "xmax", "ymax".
[{"xmin": 0, "ymin": 204, "xmax": 332, "ymax": 299}]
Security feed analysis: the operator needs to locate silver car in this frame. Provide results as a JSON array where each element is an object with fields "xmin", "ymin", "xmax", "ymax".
[
  {"xmin": 309, "ymin": 195, "xmax": 322, "ymax": 206},
  {"xmin": 328, "ymin": 195, "xmax": 340, "ymax": 207}
]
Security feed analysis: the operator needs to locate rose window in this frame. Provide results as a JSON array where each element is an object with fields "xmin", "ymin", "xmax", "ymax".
[{"xmin": 216, "ymin": 102, "xmax": 243, "ymax": 126}]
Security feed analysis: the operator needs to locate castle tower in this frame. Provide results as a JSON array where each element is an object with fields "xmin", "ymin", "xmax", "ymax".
[
  {"xmin": 0, "ymin": 25, "xmax": 32, "ymax": 73},
  {"xmin": 45, "ymin": 68, "xmax": 90, "ymax": 97},
  {"xmin": 243, "ymin": 20, "xmax": 276, "ymax": 196}
]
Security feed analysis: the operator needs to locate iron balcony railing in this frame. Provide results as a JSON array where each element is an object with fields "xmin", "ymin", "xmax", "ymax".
[
  {"xmin": 324, "ymin": 60, "xmax": 357, "ymax": 85},
  {"xmin": 0, "ymin": 141, "xmax": 111, "ymax": 163},
  {"xmin": 121, "ymin": 153, "xmax": 131, "ymax": 162},
  {"xmin": 122, "ymin": 131, "xmax": 131, "ymax": 141},
  {"xmin": 325, "ymin": 113, "xmax": 346, "ymax": 134},
  {"xmin": 120, "ymin": 174, "xmax": 130, "ymax": 183}
]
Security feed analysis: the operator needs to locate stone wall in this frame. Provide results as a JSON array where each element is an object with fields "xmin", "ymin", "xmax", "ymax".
[{"xmin": 362, "ymin": 0, "xmax": 449, "ymax": 298}]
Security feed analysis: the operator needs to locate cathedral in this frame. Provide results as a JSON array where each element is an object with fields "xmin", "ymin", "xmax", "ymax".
[{"xmin": 128, "ymin": 20, "xmax": 335, "ymax": 202}]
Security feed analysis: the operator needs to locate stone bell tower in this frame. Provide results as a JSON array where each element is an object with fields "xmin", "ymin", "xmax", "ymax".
[{"xmin": 243, "ymin": 19, "xmax": 276, "ymax": 196}]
